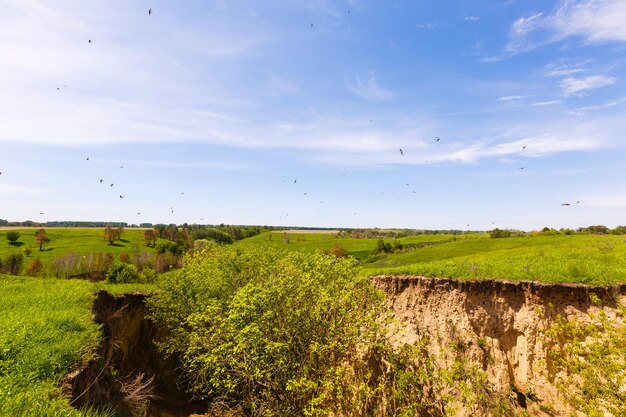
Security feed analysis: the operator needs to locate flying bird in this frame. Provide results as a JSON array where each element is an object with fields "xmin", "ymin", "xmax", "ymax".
[
  {"xmin": 148, "ymin": 8, "xmax": 152, "ymax": 15},
  {"xmin": 310, "ymin": 23, "xmax": 314, "ymax": 28},
  {"xmin": 434, "ymin": 137, "xmax": 440, "ymax": 142},
  {"xmin": 57, "ymin": 87, "xmax": 60, "ymax": 91},
  {"xmin": 293, "ymin": 178, "xmax": 297, "ymax": 184},
  {"xmin": 86, "ymin": 157, "xmax": 89, "ymax": 161},
  {"xmin": 39, "ymin": 212, "xmax": 45, "ymax": 215},
  {"xmin": 519, "ymin": 167, "xmax": 525, "ymax": 170},
  {"xmin": 120, "ymin": 165, "xmax": 124, "ymax": 168},
  {"xmin": 522, "ymin": 145, "xmax": 527, "ymax": 150},
  {"xmin": 88, "ymin": 39, "xmax": 92, "ymax": 44},
  {"xmin": 119, "ymin": 195, "xmax": 124, "ymax": 199},
  {"xmin": 99, "ymin": 179, "xmax": 103, "ymax": 183},
  {"xmin": 576, "ymin": 201, "xmax": 581, "ymax": 204},
  {"xmin": 561, "ymin": 203, "xmax": 570, "ymax": 206},
  {"xmin": 399, "ymin": 148, "xmax": 404, "ymax": 156},
  {"xmin": 110, "ymin": 183, "xmax": 114, "ymax": 187},
  {"xmin": 137, "ymin": 212, "xmax": 141, "ymax": 215}
]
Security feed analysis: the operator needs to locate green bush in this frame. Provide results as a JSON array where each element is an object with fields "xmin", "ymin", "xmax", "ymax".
[
  {"xmin": 6, "ymin": 231, "xmax": 20, "ymax": 244},
  {"xmin": 147, "ymin": 246, "xmax": 425, "ymax": 416},
  {"xmin": 106, "ymin": 262, "xmax": 140, "ymax": 284}
]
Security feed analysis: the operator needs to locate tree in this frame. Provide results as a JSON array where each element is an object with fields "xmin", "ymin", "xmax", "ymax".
[
  {"xmin": 6, "ymin": 231, "xmax": 20, "ymax": 245},
  {"xmin": 143, "ymin": 229, "xmax": 157, "ymax": 247},
  {"xmin": 3, "ymin": 253, "xmax": 24, "ymax": 275},
  {"xmin": 490, "ymin": 228, "xmax": 512, "ymax": 239},
  {"xmin": 35, "ymin": 229, "xmax": 47, "ymax": 251},
  {"xmin": 104, "ymin": 226, "xmax": 120, "ymax": 245}
]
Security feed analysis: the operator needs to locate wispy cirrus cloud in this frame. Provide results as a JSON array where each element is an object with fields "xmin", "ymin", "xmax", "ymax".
[
  {"xmin": 415, "ymin": 22, "xmax": 439, "ymax": 29},
  {"xmin": 532, "ymin": 100, "xmax": 562, "ymax": 106},
  {"xmin": 560, "ymin": 75, "xmax": 617, "ymax": 96},
  {"xmin": 346, "ymin": 71, "xmax": 394, "ymax": 102},
  {"xmin": 502, "ymin": 0, "xmax": 626, "ymax": 56},
  {"xmin": 497, "ymin": 95, "xmax": 527, "ymax": 101},
  {"xmin": 569, "ymin": 96, "xmax": 626, "ymax": 115}
]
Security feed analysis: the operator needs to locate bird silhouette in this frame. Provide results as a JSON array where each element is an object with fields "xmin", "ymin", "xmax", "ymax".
[
  {"xmin": 293, "ymin": 179, "xmax": 297, "ymax": 184},
  {"xmin": 310, "ymin": 23, "xmax": 314, "ymax": 28},
  {"xmin": 399, "ymin": 148, "xmax": 404, "ymax": 156},
  {"xmin": 519, "ymin": 167, "xmax": 525, "ymax": 170},
  {"xmin": 110, "ymin": 183, "xmax": 114, "ymax": 187},
  {"xmin": 86, "ymin": 157, "xmax": 89, "ymax": 161},
  {"xmin": 99, "ymin": 179, "xmax": 103, "ymax": 183},
  {"xmin": 88, "ymin": 39, "xmax": 92, "ymax": 44},
  {"xmin": 522, "ymin": 145, "xmax": 527, "ymax": 149},
  {"xmin": 57, "ymin": 87, "xmax": 60, "ymax": 91},
  {"xmin": 148, "ymin": 8, "xmax": 152, "ymax": 15},
  {"xmin": 137, "ymin": 212, "xmax": 141, "ymax": 215},
  {"xmin": 434, "ymin": 137, "xmax": 440, "ymax": 142},
  {"xmin": 576, "ymin": 201, "xmax": 581, "ymax": 204},
  {"xmin": 119, "ymin": 195, "xmax": 124, "ymax": 199},
  {"xmin": 39, "ymin": 212, "xmax": 45, "ymax": 215},
  {"xmin": 561, "ymin": 203, "xmax": 570, "ymax": 206}
]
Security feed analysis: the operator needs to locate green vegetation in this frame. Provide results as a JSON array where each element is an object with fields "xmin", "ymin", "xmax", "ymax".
[
  {"xmin": 0, "ymin": 275, "xmax": 101, "ymax": 417},
  {"xmin": 240, "ymin": 231, "xmax": 468, "ymax": 261},
  {"xmin": 241, "ymin": 232, "xmax": 626, "ymax": 285},
  {"xmin": 545, "ymin": 296, "xmax": 626, "ymax": 416},
  {"xmin": 365, "ymin": 235, "xmax": 626, "ymax": 284}
]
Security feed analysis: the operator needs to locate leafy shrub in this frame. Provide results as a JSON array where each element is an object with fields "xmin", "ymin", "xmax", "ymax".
[
  {"xmin": 2, "ymin": 253, "xmax": 24, "ymax": 275},
  {"xmin": 489, "ymin": 228, "xmax": 511, "ymax": 238},
  {"xmin": 25, "ymin": 258, "xmax": 43, "ymax": 276},
  {"xmin": 6, "ymin": 231, "xmax": 20, "ymax": 244},
  {"xmin": 119, "ymin": 252, "xmax": 130, "ymax": 263},
  {"xmin": 147, "ymin": 246, "xmax": 424, "ymax": 416},
  {"xmin": 328, "ymin": 243, "xmax": 348, "ymax": 258},
  {"xmin": 106, "ymin": 262, "xmax": 140, "ymax": 284},
  {"xmin": 139, "ymin": 268, "xmax": 157, "ymax": 284}
]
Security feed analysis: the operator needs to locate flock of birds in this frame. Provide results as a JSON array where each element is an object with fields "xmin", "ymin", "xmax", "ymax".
[{"xmin": 0, "ymin": 7, "xmax": 583, "ymax": 225}]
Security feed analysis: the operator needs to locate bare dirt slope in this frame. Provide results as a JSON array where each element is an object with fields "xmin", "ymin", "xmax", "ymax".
[{"xmin": 372, "ymin": 276, "xmax": 626, "ymax": 416}]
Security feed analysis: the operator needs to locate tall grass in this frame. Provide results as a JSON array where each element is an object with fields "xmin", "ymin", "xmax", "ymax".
[{"xmin": 0, "ymin": 275, "xmax": 105, "ymax": 417}]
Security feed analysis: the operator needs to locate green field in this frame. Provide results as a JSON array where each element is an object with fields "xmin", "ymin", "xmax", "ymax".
[
  {"xmin": 243, "ymin": 232, "xmax": 626, "ymax": 285},
  {"xmin": 0, "ymin": 228, "xmax": 160, "ymax": 275},
  {"xmin": 240, "ymin": 231, "xmax": 481, "ymax": 260}
]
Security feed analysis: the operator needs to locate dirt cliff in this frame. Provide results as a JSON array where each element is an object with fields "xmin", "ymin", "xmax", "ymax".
[
  {"xmin": 372, "ymin": 276, "xmax": 626, "ymax": 416},
  {"xmin": 63, "ymin": 291, "xmax": 204, "ymax": 417}
]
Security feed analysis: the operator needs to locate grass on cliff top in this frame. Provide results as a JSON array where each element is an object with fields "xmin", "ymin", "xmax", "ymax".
[
  {"xmin": 365, "ymin": 235, "xmax": 626, "ymax": 285},
  {"xmin": 0, "ymin": 274, "xmax": 156, "ymax": 417},
  {"xmin": 242, "ymin": 233, "xmax": 626, "ymax": 285}
]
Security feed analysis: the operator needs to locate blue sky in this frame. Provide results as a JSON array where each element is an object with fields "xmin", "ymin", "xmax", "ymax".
[{"xmin": 1, "ymin": 0, "xmax": 625, "ymax": 229}]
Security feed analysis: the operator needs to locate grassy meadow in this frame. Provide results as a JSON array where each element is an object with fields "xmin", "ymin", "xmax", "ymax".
[
  {"xmin": 240, "ymin": 231, "xmax": 482, "ymax": 260},
  {"xmin": 243, "ymin": 232, "xmax": 626, "ymax": 285},
  {"xmin": 0, "ymin": 228, "xmax": 160, "ymax": 276}
]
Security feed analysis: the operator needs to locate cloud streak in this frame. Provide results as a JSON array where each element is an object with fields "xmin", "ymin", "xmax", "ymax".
[
  {"xmin": 560, "ymin": 75, "xmax": 617, "ymax": 96},
  {"xmin": 346, "ymin": 71, "xmax": 394, "ymax": 102}
]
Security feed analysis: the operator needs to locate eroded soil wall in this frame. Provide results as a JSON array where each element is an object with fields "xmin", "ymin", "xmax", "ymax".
[{"xmin": 372, "ymin": 276, "xmax": 626, "ymax": 416}]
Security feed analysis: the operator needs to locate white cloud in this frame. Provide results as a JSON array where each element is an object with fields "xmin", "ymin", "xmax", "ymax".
[
  {"xmin": 560, "ymin": 75, "xmax": 617, "ymax": 96},
  {"xmin": 415, "ymin": 22, "xmax": 439, "ymax": 29},
  {"xmin": 532, "ymin": 100, "xmax": 562, "ymax": 106},
  {"xmin": 568, "ymin": 96, "xmax": 626, "ymax": 115},
  {"xmin": 497, "ymin": 95, "xmax": 527, "ymax": 101},
  {"xmin": 346, "ymin": 71, "xmax": 394, "ymax": 102},
  {"xmin": 464, "ymin": 16, "xmax": 480, "ymax": 22},
  {"xmin": 505, "ymin": 0, "xmax": 626, "ymax": 54}
]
